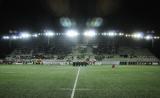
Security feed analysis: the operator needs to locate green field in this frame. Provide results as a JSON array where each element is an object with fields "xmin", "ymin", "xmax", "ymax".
[{"xmin": 0, "ymin": 65, "xmax": 160, "ymax": 98}]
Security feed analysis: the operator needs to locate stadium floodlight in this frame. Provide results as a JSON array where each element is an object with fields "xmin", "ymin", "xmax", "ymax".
[
  {"xmin": 144, "ymin": 35, "xmax": 153, "ymax": 40},
  {"xmin": 11, "ymin": 35, "xmax": 19, "ymax": 40},
  {"xmin": 119, "ymin": 33, "xmax": 124, "ymax": 36},
  {"xmin": 132, "ymin": 32, "xmax": 144, "ymax": 39},
  {"xmin": 125, "ymin": 34, "xmax": 131, "ymax": 37},
  {"xmin": 107, "ymin": 31, "xmax": 117, "ymax": 37},
  {"xmin": 157, "ymin": 37, "xmax": 160, "ymax": 39},
  {"xmin": 102, "ymin": 33, "xmax": 107, "ymax": 36},
  {"xmin": 84, "ymin": 29, "xmax": 97, "ymax": 37},
  {"xmin": 20, "ymin": 32, "xmax": 31, "ymax": 39},
  {"xmin": 44, "ymin": 30, "xmax": 55, "ymax": 37},
  {"xmin": 32, "ymin": 34, "xmax": 38, "ymax": 38},
  {"xmin": 2, "ymin": 36, "xmax": 10, "ymax": 40},
  {"xmin": 154, "ymin": 36, "xmax": 160, "ymax": 40},
  {"xmin": 65, "ymin": 29, "xmax": 79, "ymax": 37}
]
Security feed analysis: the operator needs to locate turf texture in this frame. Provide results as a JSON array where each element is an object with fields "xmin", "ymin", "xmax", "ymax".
[{"xmin": 0, "ymin": 65, "xmax": 160, "ymax": 98}]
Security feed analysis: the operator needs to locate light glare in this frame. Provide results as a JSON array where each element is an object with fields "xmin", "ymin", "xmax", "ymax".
[
  {"xmin": 11, "ymin": 35, "xmax": 19, "ymax": 40},
  {"xmin": 132, "ymin": 32, "xmax": 144, "ymax": 39},
  {"xmin": 145, "ymin": 35, "xmax": 153, "ymax": 40},
  {"xmin": 44, "ymin": 30, "xmax": 55, "ymax": 37},
  {"xmin": 2, "ymin": 36, "xmax": 10, "ymax": 40},
  {"xmin": 60, "ymin": 17, "xmax": 76, "ymax": 27},
  {"xmin": 84, "ymin": 29, "xmax": 97, "ymax": 37},
  {"xmin": 32, "ymin": 34, "xmax": 38, "ymax": 38},
  {"xmin": 65, "ymin": 29, "xmax": 79, "ymax": 37},
  {"xmin": 119, "ymin": 33, "xmax": 124, "ymax": 36},
  {"xmin": 154, "ymin": 36, "xmax": 160, "ymax": 39},
  {"xmin": 86, "ymin": 17, "xmax": 103, "ymax": 27},
  {"xmin": 107, "ymin": 31, "xmax": 117, "ymax": 37},
  {"xmin": 20, "ymin": 32, "xmax": 31, "ymax": 39}
]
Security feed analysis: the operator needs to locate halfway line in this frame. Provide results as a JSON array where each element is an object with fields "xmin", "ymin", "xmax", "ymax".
[{"xmin": 71, "ymin": 67, "xmax": 81, "ymax": 98}]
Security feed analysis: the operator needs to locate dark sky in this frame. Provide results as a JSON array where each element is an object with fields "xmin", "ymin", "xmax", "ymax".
[{"xmin": 0, "ymin": 0, "xmax": 160, "ymax": 33}]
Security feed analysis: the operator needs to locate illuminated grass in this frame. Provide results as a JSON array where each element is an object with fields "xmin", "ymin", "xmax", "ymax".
[
  {"xmin": 76, "ymin": 66, "xmax": 160, "ymax": 98},
  {"xmin": 0, "ymin": 65, "xmax": 160, "ymax": 98},
  {"xmin": 0, "ymin": 65, "xmax": 77, "ymax": 98}
]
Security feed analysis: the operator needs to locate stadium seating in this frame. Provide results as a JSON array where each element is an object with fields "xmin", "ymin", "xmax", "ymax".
[{"xmin": 3, "ymin": 46, "xmax": 160, "ymax": 65}]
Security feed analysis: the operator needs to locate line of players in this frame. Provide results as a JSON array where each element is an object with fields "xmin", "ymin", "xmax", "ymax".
[{"xmin": 73, "ymin": 62, "xmax": 88, "ymax": 66}]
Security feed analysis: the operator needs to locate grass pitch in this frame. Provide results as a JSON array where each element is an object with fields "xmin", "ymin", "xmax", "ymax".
[{"xmin": 0, "ymin": 65, "xmax": 160, "ymax": 98}]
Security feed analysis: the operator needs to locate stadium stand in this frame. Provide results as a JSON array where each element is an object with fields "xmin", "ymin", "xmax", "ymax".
[{"xmin": 3, "ymin": 45, "xmax": 159, "ymax": 65}]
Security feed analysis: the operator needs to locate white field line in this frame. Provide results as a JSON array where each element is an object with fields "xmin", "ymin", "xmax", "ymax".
[
  {"xmin": 71, "ymin": 67, "xmax": 81, "ymax": 98},
  {"xmin": 48, "ymin": 88, "xmax": 109, "ymax": 91}
]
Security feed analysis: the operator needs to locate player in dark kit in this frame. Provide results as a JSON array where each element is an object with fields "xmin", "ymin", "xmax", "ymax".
[{"xmin": 112, "ymin": 64, "xmax": 115, "ymax": 68}]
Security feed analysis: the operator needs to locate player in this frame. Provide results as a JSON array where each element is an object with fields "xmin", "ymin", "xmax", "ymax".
[{"xmin": 112, "ymin": 64, "xmax": 115, "ymax": 68}]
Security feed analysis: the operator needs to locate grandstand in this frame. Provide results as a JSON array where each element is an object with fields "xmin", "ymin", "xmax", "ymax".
[
  {"xmin": 1, "ymin": 29, "xmax": 160, "ymax": 65},
  {"xmin": 4, "ymin": 44, "xmax": 159, "ymax": 65}
]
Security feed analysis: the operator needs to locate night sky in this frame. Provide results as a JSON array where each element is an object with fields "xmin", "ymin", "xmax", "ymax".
[
  {"xmin": 0, "ymin": 0, "xmax": 160, "ymax": 58},
  {"xmin": 0, "ymin": 0, "xmax": 160, "ymax": 33}
]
